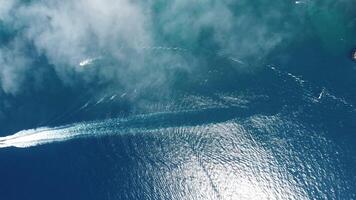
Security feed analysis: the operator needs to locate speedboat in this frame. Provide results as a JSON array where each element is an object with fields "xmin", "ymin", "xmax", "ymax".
[{"xmin": 351, "ymin": 48, "xmax": 356, "ymax": 61}]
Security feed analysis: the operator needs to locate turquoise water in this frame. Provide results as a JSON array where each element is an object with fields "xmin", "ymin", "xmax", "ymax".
[{"xmin": 0, "ymin": 0, "xmax": 356, "ymax": 199}]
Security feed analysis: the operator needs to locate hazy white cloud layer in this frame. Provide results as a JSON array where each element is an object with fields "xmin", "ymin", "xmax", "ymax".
[{"xmin": 0, "ymin": 0, "xmax": 309, "ymax": 95}]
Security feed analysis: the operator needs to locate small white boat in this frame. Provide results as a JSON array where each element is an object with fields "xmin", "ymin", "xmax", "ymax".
[{"xmin": 352, "ymin": 49, "xmax": 356, "ymax": 61}]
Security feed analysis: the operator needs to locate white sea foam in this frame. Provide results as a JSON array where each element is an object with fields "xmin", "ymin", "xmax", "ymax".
[
  {"xmin": 0, "ymin": 118, "xmax": 123, "ymax": 148},
  {"xmin": 0, "ymin": 126, "xmax": 71, "ymax": 148}
]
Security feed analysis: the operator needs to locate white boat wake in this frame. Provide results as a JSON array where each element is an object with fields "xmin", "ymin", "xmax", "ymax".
[
  {"xmin": 0, "ymin": 125, "xmax": 85, "ymax": 148},
  {"xmin": 0, "ymin": 93, "xmax": 257, "ymax": 149},
  {"xmin": 0, "ymin": 120, "xmax": 124, "ymax": 148},
  {"xmin": 0, "ymin": 107, "xmax": 225, "ymax": 148}
]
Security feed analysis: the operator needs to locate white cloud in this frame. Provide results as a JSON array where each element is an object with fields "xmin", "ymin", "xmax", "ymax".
[
  {"xmin": 0, "ymin": 0, "xmax": 155, "ymax": 93},
  {"xmin": 0, "ymin": 39, "xmax": 32, "ymax": 94},
  {"xmin": 155, "ymin": 0, "xmax": 301, "ymax": 60},
  {"xmin": 0, "ymin": 0, "xmax": 16, "ymax": 20},
  {"xmin": 0, "ymin": 0, "xmax": 307, "ymax": 95},
  {"xmin": 16, "ymin": 0, "xmax": 152, "ymax": 70}
]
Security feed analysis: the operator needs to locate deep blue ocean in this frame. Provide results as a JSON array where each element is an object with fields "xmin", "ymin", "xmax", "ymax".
[{"xmin": 0, "ymin": 0, "xmax": 356, "ymax": 199}]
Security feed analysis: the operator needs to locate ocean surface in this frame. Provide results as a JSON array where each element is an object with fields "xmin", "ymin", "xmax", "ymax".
[{"xmin": 0, "ymin": 0, "xmax": 356, "ymax": 199}]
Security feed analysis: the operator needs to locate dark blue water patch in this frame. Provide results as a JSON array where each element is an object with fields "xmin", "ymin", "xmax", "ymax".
[
  {"xmin": 0, "ymin": 134, "xmax": 188, "ymax": 200},
  {"xmin": 0, "ymin": 140, "xmax": 112, "ymax": 200}
]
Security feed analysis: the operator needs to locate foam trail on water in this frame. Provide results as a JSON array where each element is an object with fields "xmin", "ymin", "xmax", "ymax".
[
  {"xmin": 0, "ymin": 120, "xmax": 123, "ymax": 148},
  {"xmin": 0, "ymin": 109, "xmax": 191, "ymax": 148},
  {"xmin": 0, "ymin": 90, "xmax": 257, "ymax": 149},
  {"xmin": 0, "ymin": 126, "xmax": 72, "ymax": 148},
  {"xmin": 0, "ymin": 101, "xmax": 253, "ymax": 148}
]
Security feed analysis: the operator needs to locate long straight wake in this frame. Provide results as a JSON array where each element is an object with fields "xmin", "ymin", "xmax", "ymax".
[
  {"xmin": 0, "ymin": 119, "xmax": 123, "ymax": 148},
  {"xmin": 0, "ymin": 94, "xmax": 260, "ymax": 148},
  {"xmin": 0, "ymin": 125, "xmax": 88, "ymax": 148},
  {"xmin": 0, "ymin": 107, "xmax": 236, "ymax": 148}
]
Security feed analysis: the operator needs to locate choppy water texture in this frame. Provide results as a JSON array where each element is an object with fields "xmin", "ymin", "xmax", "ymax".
[{"xmin": 0, "ymin": 0, "xmax": 356, "ymax": 200}]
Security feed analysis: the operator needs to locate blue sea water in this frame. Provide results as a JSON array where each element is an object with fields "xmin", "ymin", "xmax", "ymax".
[{"xmin": 0, "ymin": 0, "xmax": 356, "ymax": 199}]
